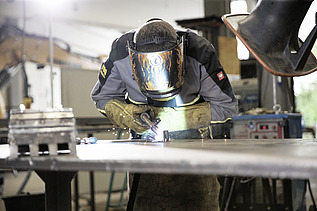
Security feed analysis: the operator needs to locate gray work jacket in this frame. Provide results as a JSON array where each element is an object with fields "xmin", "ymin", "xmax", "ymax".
[{"xmin": 91, "ymin": 29, "xmax": 238, "ymax": 122}]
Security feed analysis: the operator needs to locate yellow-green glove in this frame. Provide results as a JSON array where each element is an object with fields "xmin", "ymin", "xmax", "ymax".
[
  {"xmin": 150, "ymin": 102, "xmax": 211, "ymax": 132},
  {"xmin": 104, "ymin": 99, "xmax": 152, "ymax": 133}
]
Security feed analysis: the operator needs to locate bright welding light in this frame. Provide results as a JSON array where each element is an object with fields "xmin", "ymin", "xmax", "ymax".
[
  {"xmin": 152, "ymin": 95, "xmax": 187, "ymax": 132},
  {"xmin": 146, "ymin": 54, "xmax": 170, "ymax": 90},
  {"xmin": 155, "ymin": 72, "xmax": 169, "ymax": 90},
  {"xmin": 153, "ymin": 128, "xmax": 164, "ymax": 142},
  {"xmin": 19, "ymin": 104, "xmax": 26, "ymax": 111}
]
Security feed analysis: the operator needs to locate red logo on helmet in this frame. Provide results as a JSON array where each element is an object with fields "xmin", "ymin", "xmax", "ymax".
[{"xmin": 217, "ymin": 71, "xmax": 224, "ymax": 81}]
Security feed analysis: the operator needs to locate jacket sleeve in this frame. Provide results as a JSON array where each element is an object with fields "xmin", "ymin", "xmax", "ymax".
[
  {"xmin": 199, "ymin": 57, "xmax": 238, "ymax": 122},
  {"xmin": 91, "ymin": 36, "xmax": 130, "ymax": 113},
  {"xmin": 91, "ymin": 63, "xmax": 126, "ymax": 113},
  {"xmin": 185, "ymin": 31, "xmax": 238, "ymax": 122}
]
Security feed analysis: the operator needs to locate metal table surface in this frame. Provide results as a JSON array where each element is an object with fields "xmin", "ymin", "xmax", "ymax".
[
  {"xmin": 1, "ymin": 138, "xmax": 317, "ymax": 179},
  {"xmin": 1, "ymin": 138, "xmax": 317, "ymax": 210}
]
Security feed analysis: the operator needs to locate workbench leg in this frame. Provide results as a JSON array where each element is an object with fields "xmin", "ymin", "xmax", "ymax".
[
  {"xmin": 36, "ymin": 170, "xmax": 77, "ymax": 211},
  {"xmin": 74, "ymin": 174, "xmax": 79, "ymax": 211},
  {"xmin": 89, "ymin": 171, "xmax": 95, "ymax": 211}
]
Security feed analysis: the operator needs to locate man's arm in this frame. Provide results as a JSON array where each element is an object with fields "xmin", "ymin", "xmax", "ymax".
[
  {"xmin": 199, "ymin": 58, "xmax": 238, "ymax": 122},
  {"xmin": 91, "ymin": 32, "xmax": 134, "ymax": 113},
  {"xmin": 90, "ymin": 32, "xmax": 152, "ymax": 133},
  {"xmin": 184, "ymin": 30, "xmax": 238, "ymax": 121},
  {"xmin": 91, "ymin": 62, "xmax": 126, "ymax": 113}
]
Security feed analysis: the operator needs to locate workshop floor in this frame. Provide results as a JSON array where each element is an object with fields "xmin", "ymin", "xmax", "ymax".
[
  {"xmin": 1, "ymin": 171, "xmax": 317, "ymax": 211},
  {"xmin": 0, "ymin": 191, "xmax": 128, "ymax": 211},
  {"xmin": 0, "ymin": 170, "xmax": 128, "ymax": 211},
  {"xmin": 79, "ymin": 180, "xmax": 317, "ymax": 211},
  {"xmin": 75, "ymin": 191, "xmax": 128, "ymax": 211},
  {"xmin": 76, "ymin": 180, "xmax": 317, "ymax": 211},
  {"xmin": 306, "ymin": 179, "xmax": 317, "ymax": 210}
]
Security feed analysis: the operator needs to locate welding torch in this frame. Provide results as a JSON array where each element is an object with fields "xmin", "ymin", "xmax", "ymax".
[{"xmin": 140, "ymin": 112, "xmax": 169, "ymax": 142}]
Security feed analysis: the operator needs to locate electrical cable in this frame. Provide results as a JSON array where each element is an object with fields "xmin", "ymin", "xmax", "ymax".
[
  {"xmin": 15, "ymin": 0, "xmax": 33, "ymax": 195},
  {"xmin": 126, "ymin": 173, "xmax": 140, "ymax": 211},
  {"xmin": 220, "ymin": 176, "xmax": 230, "ymax": 211},
  {"xmin": 21, "ymin": 0, "xmax": 30, "ymax": 99},
  {"xmin": 224, "ymin": 177, "xmax": 236, "ymax": 211},
  {"xmin": 17, "ymin": 170, "xmax": 32, "ymax": 195},
  {"xmin": 307, "ymin": 179, "xmax": 317, "ymax": 211}
]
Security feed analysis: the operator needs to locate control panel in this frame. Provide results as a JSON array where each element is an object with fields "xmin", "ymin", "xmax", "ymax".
[
  {"xmin": 231, "ymin": 114, "xmax": 302, "ymax": 139},
  {"xmin": 232, "ymin": 120, "xmax": 284, "ymax": 139}
]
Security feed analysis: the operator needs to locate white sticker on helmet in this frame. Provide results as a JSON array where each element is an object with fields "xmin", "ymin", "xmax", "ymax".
[{"xmin": 148, "ymin": 54, "xmax": 163, "ymax": 67}]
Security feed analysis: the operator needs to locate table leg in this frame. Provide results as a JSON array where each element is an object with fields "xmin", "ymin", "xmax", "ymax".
[
  {"xmin": 36, "ymin": 170, "xmax": 77, "ymax": 211},
  {"xmin": 89, "ymin": 171, "xmax": 95, "ymax": 211},
  {"xmin": 74, "ymin": 174, "xmax": 79, "ymax": 211}
]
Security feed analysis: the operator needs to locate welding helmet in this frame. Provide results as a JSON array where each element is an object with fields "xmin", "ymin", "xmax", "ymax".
[{"xmin": 128, "ymin": 19, "xmax": 185, "ymax": 101}]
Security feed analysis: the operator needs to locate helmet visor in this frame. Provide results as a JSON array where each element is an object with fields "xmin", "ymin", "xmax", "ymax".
[{"xmin": 129, "ymin": 37, "xmax": 184, "ymax": 100}]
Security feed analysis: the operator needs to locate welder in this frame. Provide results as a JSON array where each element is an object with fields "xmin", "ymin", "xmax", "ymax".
[{"xmin": 91, "ymin": 18, "xmax": 238, "ymax": 210}]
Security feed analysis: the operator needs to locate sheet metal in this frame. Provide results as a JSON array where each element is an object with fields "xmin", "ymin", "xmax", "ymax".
[{"xmin": 1, "ymin": 138, "xmax": 317, "ymax": 179}]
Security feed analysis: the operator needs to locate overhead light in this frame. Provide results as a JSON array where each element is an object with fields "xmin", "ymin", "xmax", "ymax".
[{"xmin": 32, "ymin": 0, "xmax": 65, "ymax": 10}]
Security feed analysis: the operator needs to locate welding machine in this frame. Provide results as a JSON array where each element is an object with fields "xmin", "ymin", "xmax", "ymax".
[{"xmin": 231, "ymin": 113, "xmax": 302, "ymax": 139}]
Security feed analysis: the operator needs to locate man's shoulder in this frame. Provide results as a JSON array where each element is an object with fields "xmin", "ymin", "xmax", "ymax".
[
  {"xmin": 108, "ymin": 30, "xmax": 135, "ymax": 61},
  {"xmin": 116, "ymin": 30, "xmax": 135, "ymax": 44},
  {"xmin": 177, "ymin": 29, "xmax": 216, "ymax": 63},
  {"xmin": 177, "ymin": 29, "xmax": 210, "ymax": 46}
]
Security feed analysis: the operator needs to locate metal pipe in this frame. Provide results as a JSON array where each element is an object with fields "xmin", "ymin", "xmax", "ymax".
[
  {"xmin": 272, "ymin": 75, "xmax": 277, "ymax": 110},
  {"xmin": 272, "ymin": 75, "xmax": 281, "ymax": 114},
  {"xmin": 49, "ymin": 7, "xmax": 54, "ymax": 108}
]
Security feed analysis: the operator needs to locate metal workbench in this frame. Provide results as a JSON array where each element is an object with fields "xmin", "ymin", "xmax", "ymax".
[{"xmin": 1, "ymin": 138, "xmax": 317, "ymax": 210}]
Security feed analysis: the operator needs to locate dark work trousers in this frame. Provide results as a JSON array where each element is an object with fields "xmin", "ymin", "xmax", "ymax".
[{"xmin": 128, "ymin": 122, "xmax": 231, "ymax": 210}]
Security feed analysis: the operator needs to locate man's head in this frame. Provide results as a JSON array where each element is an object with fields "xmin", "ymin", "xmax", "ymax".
[
  {"xmin": 134, "ymin": 19, "xmax": 178, "ymax": 52},
  {"xmin": 129, "ymin": 18, "xmax": 185, "ymax": 101}
]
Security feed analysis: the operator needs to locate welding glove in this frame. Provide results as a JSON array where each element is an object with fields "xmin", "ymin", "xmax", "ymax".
[
  {"xmin": 104, "ymin": 99, "xmax": 154, "ymax": 133},
  {"xmin": 151, "ymin": 101, "xmax": 212, "ymax": 132}
]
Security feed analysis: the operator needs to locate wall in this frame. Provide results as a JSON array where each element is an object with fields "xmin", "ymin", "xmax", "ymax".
[
  {"xmin": 61, "ymin": 67, "xmax": 101, "ymax": 117},
  {"xmin": 0, "ymin": 0, "xmax": 205, "ymax": 58}
]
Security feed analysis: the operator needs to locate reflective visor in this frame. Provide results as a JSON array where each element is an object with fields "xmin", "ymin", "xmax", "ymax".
[{"xmin": 128, "ymin": 37, "xmax": 184, "ymax": 100}]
